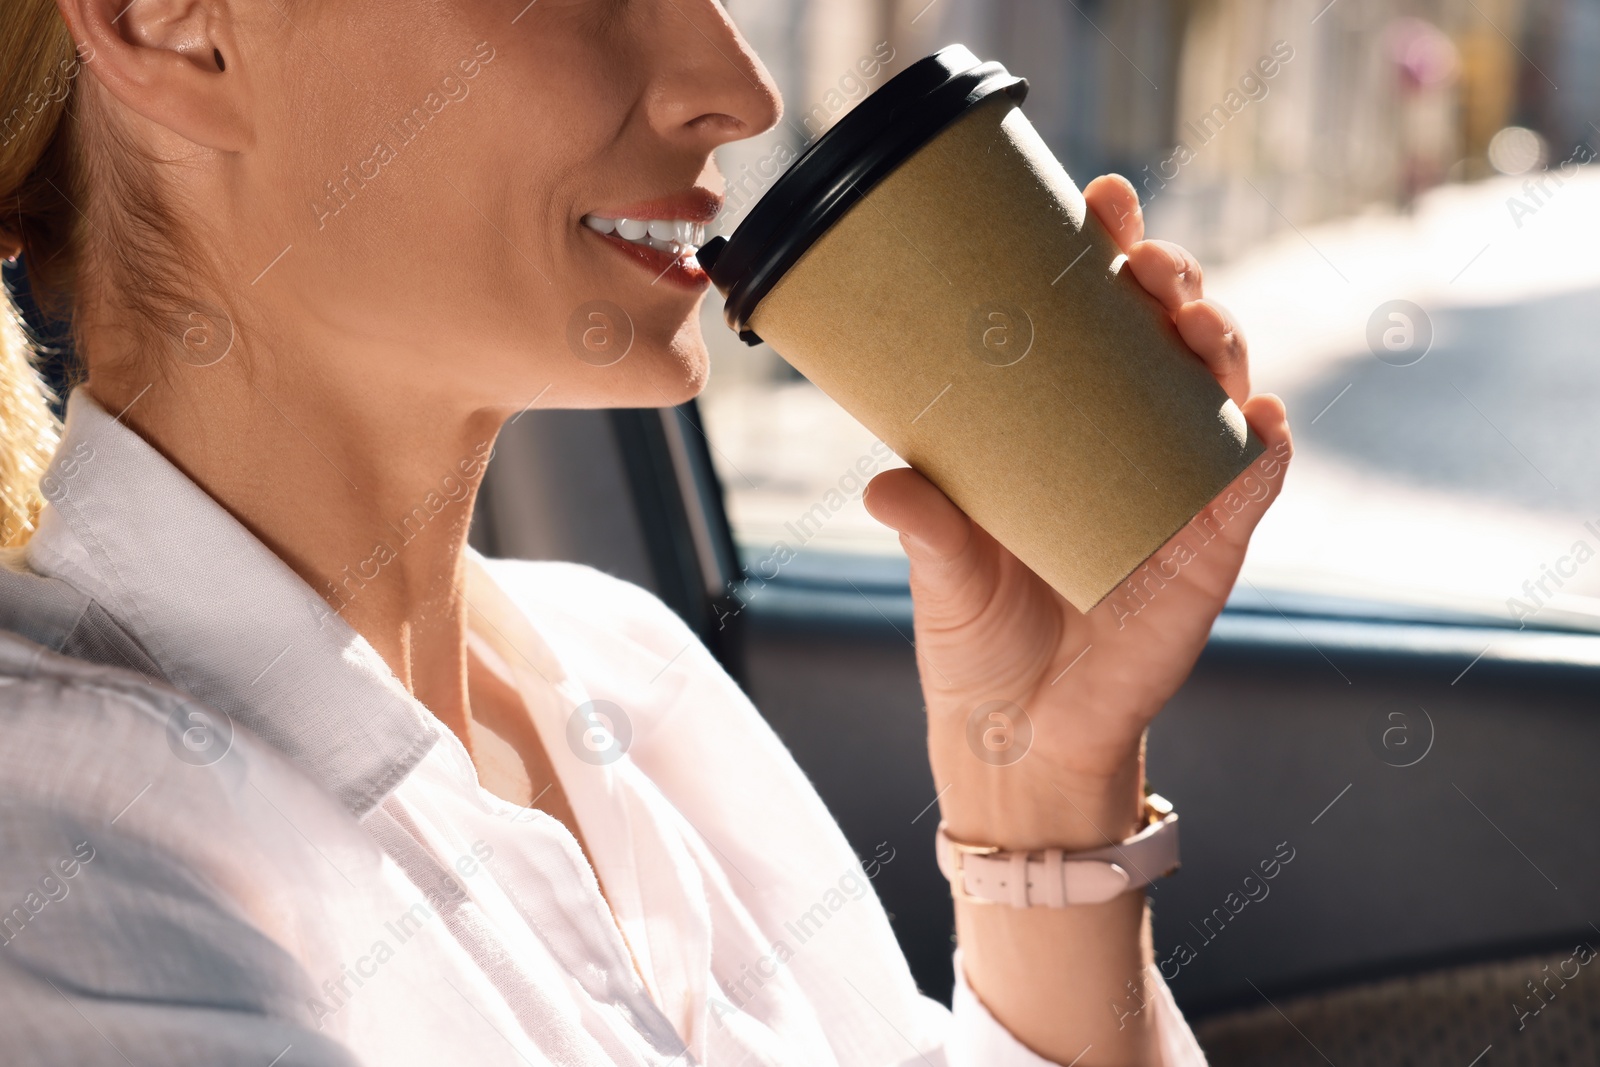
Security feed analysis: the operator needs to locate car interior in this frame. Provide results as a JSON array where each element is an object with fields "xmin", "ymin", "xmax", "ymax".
[
  {"xmin": 471, "ymin": 393, "xmax": 1600, "ymax": 1065},
  {"xmin": 9, "ymin": 0, "xmax": 1598, "ymax": 1063}
]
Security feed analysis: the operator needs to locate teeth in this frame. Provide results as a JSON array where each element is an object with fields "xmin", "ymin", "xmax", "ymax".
[{"xmin": 584, "ymin": 214, "xmax": 705, "ymax": 255}]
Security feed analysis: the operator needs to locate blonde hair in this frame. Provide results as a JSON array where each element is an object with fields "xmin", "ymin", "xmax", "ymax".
[{"xmin": 0, "ymin": 0, "xmax": 79, "ymax": 548}]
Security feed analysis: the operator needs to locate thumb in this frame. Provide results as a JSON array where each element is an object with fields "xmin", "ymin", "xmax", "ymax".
[
  {"xmin": 862, "ymin": 467, "xmax": 974, "ymax": 563},
  {"xmin": 862, "ymin": 468, "xmax": 1003, "ymax": 635}
]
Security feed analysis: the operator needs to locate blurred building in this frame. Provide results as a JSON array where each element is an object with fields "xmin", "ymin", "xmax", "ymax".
[
  {"xmin": 703, "ymin": 0, "xmax": 1600, "ymax": 599},
  {"xmin": 721, "ymin": 0, "xmax": 1598, "ymax": 265}
]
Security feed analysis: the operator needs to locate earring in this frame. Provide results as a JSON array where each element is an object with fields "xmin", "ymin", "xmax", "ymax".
[{"xmin": 214, "ymin": 48, "xmax": 226, "ymax": 72}]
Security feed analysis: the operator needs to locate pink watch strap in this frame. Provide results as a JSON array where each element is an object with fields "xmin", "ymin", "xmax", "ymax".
[{"xmin": 936, "ymin": 807, "xmax": 1180, "ymax": 907}]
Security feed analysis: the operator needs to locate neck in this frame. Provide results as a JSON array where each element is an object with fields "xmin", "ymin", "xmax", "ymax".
[{"xmin": 80, "ymin": 326, "xmax": 503, "ymax": 742}]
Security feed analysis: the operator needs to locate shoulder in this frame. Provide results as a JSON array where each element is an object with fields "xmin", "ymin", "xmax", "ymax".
[
  {"xmin": 0, "ymin": 629, "xmax": 367, "ymax": 889},
  {"xmin": 0, "ymin": 551, "xmax": 91, "ymax": 652},
  {"xmin": 0, "ymin": 631, "xmax": 318, "ymax": 855},
  {"xmin": 0, "ymin": 628, "xmax": 181, "ymax": 769},
  {"xmin": 0, "ymin": 631, "xmax": 382, "ymax": 1052}
]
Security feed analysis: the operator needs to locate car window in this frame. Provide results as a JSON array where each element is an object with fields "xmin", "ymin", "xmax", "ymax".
[{"xmin": 698, "ymin": 0, "xmax": 1600, "ymax": 628}]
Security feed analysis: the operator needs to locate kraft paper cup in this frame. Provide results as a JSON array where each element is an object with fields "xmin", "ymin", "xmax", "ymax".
[{"xmin": 699, "ymin": 45, "xmax": 1263, "ymax": 612}]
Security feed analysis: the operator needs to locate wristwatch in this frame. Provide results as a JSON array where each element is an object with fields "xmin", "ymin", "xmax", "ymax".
[{"xmin": 936, "ymin": 792, "xmax": 1179, "ymax": 907}]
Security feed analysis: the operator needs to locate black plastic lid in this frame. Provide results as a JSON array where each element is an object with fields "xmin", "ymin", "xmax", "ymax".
[{"xmin": 699, "ymin": 45, "xmax": 1027, "ymax": 345}]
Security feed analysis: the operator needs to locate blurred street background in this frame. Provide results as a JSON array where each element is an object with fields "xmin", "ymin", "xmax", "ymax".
[{"xmin": 699, "ymin": 0, "xmax": 1600, "ymax": 625}]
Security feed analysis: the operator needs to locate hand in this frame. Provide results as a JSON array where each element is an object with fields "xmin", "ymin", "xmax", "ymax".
[{"xmin": 863, "ymin": 174, "xmax": 1293, "ymax": 853}]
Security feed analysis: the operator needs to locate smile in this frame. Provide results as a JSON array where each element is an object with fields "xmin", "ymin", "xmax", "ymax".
[
  {"xmin": 582, "ymin": 215, "xmax": 708, "ymax": 258},
  {"xmin": 581, "ymin": 210, "xmax": 714, "ymax": 289}
]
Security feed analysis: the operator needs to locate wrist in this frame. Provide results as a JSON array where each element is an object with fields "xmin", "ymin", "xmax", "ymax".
[{"xmin": 936, "ymin": 758, "xmax": 1145, "ymax": 853}]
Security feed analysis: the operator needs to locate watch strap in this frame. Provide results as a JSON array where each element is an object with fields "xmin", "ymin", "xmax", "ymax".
[{"xmin": 936, "ymin": 796, "xmax": 1180, "ymax": 907}]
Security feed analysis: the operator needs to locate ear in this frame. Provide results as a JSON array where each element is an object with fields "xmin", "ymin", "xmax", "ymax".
[{"xmin": 54, "ymin": 0, "xmax": 253, "ymax": 152}]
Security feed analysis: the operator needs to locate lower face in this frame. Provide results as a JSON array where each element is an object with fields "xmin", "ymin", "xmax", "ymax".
[{"xmin": 262, "ymin": 1, "xmax": 754, "ymax": 417}]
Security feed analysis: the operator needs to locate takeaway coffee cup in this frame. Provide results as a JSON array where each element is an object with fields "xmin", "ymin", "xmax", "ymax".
[{"xmin": 698, "ymin": 46, "xmax": 1263, "ymax": 612}]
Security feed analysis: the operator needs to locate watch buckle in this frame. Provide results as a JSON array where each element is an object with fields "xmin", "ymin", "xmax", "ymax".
[{"xmin": 943, "ymin": 836, "xmax": 1002, "ymax": 905}]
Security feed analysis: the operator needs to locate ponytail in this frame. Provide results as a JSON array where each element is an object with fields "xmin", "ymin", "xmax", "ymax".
[
  {"xmin": 0, "ymin": 292, "xmax": 59, "ymax": 548},
  {"xmin": 1, "ymin": 0, "xmax": 82, "ymax": 547}
]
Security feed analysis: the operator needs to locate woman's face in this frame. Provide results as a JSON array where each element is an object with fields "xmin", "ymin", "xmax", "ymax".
[{"xmin": 243, "ymin": 0, "xmax": 779, "ymax": 414}]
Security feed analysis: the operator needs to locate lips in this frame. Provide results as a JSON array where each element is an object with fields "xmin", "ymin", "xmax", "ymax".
[
  {"xmin": 597, "ymin": 188, "xmax": 724, "ymax": 226},
  {"xmin": 587, "ymin": 231, "xmax": 710, "ymax": 289},
  {"xmin": 581, "ymin": 188, "xmax": 723, "ymax": 290}
]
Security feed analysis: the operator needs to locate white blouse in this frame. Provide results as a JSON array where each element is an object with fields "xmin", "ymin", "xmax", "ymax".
[{"xmin": 0, "ymin": 391, "xmax": 1207, "ymax": 1065}]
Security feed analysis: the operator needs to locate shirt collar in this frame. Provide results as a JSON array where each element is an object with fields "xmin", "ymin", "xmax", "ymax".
[{"xmin": 27, "ymin": 388, "xmax": 441, "ymax": 818}]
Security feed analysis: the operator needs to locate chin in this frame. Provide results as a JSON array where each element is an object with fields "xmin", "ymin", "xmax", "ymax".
[
  {"xmin": 644, "ymin": 334, "xmax": 710, "ymax": 406},
  {"xmin": 554, "ymin": 331, "xmax": 709, "ymax": 411},
  {"xmin": 637, "ymin": 317, "xmax": 711, "ymax": 405}
]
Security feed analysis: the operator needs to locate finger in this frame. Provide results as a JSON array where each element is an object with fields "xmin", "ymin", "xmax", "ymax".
[
  {"xmin": 1243, "ymin": 392, "xmax": 1291, "ymax": 471},
  {"xmin": 1125, "ymin": 239, "xmax": 1204, "ymax": 314},
  {"xmin": 862, "ymin": 467, "xmax": 973, "ymax": 562},
  {"xmin": 1177, "ymin": 396, "xmax": 1293, "ymax": 581},
  {"xmin": 1209, "ymin": 393, "xmax": 1293, "ymax": 549},
  {"xmin": 1084, "ymin": 174, "xmax": 1143, "ymax": 251},
  {"xmin": 1175, "ymin": 299, "xmax": 1250, "ymax": 405}
]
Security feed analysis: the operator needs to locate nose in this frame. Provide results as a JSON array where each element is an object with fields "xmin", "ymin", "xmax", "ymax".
[{"xmin": 645, "ymin": 0, "xmax": 783, "ymax": 150}]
